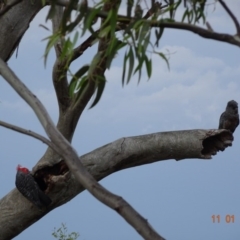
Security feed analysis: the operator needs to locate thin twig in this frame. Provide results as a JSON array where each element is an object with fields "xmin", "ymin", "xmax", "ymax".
[
  {"xmin": 0, "ymin": 120, "xmax": 59, "ymax": 152},
  {"xmin": 218, "ymin": 0, "xmax": 240, "ymax": 35},
  {"xmin": 206, "ymin": 21, "xmax": 213, "ymax": 32},
  {"xmin": 150, "ymin": 21, "xmax": 240, "ymax": 47},
  {"xmin": 143, "ymin": 3, "xmax": 168, "ymax": 19},
  {"xmin": 0, "ymin": 0, "xmax": 22, "ymax": 16},
  {"xmin": 71, "ymin": 31, "xmax": 99, "ymax": 62}
]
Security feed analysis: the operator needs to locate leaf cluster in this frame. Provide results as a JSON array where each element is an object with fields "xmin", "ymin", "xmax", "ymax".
[
  {"xmin": 181, "ymin": 0, "xmax": 206, "ymax": 23},
  {"xmin": 52, "ymin": 223, "xmax": 80, "ymax": 240},
  {"xmin": 43, "ymin": 0, "xmax": 207, "ymax": 107}
]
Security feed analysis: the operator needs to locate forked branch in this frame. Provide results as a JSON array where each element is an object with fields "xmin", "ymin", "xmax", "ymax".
[{"xmin": 0, "ymin": 57, "xmax": 165, "ymax": 240}]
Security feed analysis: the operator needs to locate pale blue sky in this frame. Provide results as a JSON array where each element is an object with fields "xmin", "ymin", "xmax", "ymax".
[{"xmin": 0, "ymin": 1, "xmax": 240, "ymax": 239}]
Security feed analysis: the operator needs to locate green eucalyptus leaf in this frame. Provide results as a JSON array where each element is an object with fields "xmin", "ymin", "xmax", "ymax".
[
  {"xmin": 122, "ymin": 52, "xmax": 128, "ymax": 86},
  {"xmin": 187, "ymin": 10, "xmax": 193, "ymax": 23},
  {"xmin": 144, "ymin": 56, "xmax": 152, "ymax": 79},
  {"xmin": 182, "ymin": 9, "xmax": 189, "ymax": 22},
  {"xmin": 68, "ymin": 65, "xmax": 90, "ymax": 97},
  {"xmin": 126, "ymin": 47, "xmax": 134, "ymax": 84},
  {"xmin": 138, "ymin": 22, "xmax": 150, "ymax": 45},
  {"xmin": 157, "ymin": 52, "xmax": 170, "ymax": 70},
  {"xmin": 142, "ymin": 32, "xmax": 150, "ymax": 53},
  {"xmin": 75, "ymin": 76, "xmax": 89, "ymax": 101},
  {"xmin": 69, "ymin": 79, "xmax": 78, "ymax": 98},
  {"xmin": 89, "ymin": 76, "xmax": 106, "ymax": 108},
  {"xmin": 88, "ymin": 52, "xmax": 101, "ymax": 77},
  {"xmin": 43, "ymin": 33, "xmax": 61, "ymax": 67},
  {"xmin": 155, "ymin": 28, "xmax": 164, "ymax": 47}
]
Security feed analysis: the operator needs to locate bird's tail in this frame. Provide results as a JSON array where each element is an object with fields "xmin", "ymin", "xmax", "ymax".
[{"xmin": 38, "ymin": 190, "xmax": 52, "ymax": 207}]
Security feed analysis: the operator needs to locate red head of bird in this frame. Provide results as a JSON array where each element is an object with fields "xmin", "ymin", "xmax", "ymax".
[{"xmin": 16, "ymin": 165, "xmax": 30, "ymax": 174}]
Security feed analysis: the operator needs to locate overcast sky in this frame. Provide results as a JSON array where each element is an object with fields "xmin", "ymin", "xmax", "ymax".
[{"xmin": 1, "ymin": 1, "xmax": 240, "ymax": 240}]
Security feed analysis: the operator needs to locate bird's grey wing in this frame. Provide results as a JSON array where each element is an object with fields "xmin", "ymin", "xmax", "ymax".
[
  {"xmin": 38, "ymin": 190, "xmax": 52, "ymax": 206},
  {"xmin": 218, "ymin": 112, "xmax": 226, "ymax": 129}
]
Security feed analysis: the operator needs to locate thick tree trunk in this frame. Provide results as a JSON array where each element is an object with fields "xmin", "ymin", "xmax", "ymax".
[{"xmin": 0, "ymin": 0, "xmax": 43, "ymax": 61}]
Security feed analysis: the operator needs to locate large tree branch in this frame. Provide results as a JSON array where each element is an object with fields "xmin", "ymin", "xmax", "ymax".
[
  {"xmin": 54, "ymin": 0, "xmax": 240, "ymax": 48},
  {"xmin": 0, "ymin": 58, "xmax": 165, "ymax": 239},
  {"xmin": 0, "ymin": 125, "xmax": 233, "ymax": 239}
]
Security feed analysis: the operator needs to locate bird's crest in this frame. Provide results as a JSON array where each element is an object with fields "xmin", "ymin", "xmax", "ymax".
[{"xmin": 17, "ymin": 164, "xmax": 29, "ymax": 173}]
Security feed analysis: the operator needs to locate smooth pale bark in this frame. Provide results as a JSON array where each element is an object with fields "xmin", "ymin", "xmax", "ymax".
[{"xmin": 0, "ymin": 129, "xmax": 233, "ymax": 239}]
